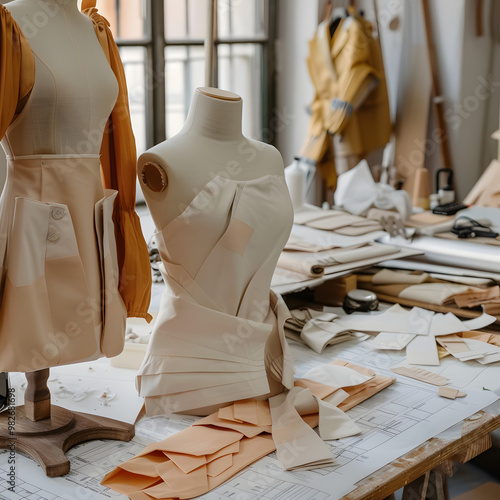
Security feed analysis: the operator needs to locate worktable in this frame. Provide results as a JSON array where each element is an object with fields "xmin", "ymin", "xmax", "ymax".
[
  {"xmin": 1, "ymin": 323, "xmax": 499, "ymax": 500},
  {"xmin": 346, "ymin": 410, "xmax": 498, "ymax": 500},
  {"xmin": 3, "ymin": 207, "xmax": 500, "ymax": 499}
]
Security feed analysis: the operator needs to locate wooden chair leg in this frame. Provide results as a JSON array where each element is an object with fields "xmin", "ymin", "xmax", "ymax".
[
  {"xmin": 402, "ymin": 468, "xmax": 450, "ymax": 500},
  {"xmin": 402, "ymin": 472, "xmax": 428, "ymax": 500}
]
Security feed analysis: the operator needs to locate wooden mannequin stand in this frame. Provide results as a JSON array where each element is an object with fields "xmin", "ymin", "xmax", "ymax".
[{"xmin": 0, "ymin": 368, "xmax": 134, "ymax": 477}]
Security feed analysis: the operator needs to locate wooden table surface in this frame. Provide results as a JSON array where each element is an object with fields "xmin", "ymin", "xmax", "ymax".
[{"xmin": 343, "ymin": 410, "xmax": 499, "ymax": 500}]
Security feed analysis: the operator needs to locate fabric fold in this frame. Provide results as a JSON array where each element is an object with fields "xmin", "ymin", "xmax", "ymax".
[
  {"xmin": 103, "ymin": 359, "xmax": 395, "ymax": 498},
  {"xmin": 137, "ymin": 175, "xmax": 295, "ymax": 415}
]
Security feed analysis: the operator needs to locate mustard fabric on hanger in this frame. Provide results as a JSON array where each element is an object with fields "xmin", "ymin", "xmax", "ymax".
[
  {"xmin": 0, "ymin": 5, "xmax": 35, "ymax": 138},
  {"xmin": 301, "ymin": 8, "xmax": 391, "ymax": 189}
]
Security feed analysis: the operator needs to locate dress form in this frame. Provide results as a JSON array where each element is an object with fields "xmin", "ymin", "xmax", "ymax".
[
  {"xmin": 4, "ymin": 0, "xmax": 117, "ymax": 157},
  {"xmin": 4, "ymin": 0, "xmax": 118, "ymax": 357},
  {"xmin": 139, "ymin": 87, "xmax": 285, "ymax": 229},
  {"xmin": 138, "ymin": 87, "xmax": 294, "ymax": 416},
  {"xmin": 0, "ymin": 0, "xmax": 133, "ymax": 476}
]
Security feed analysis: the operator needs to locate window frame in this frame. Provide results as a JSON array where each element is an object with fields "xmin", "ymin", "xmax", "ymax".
[{"xmin": 113, "ymin": 0, "xmax": 277, "ymax": 149}]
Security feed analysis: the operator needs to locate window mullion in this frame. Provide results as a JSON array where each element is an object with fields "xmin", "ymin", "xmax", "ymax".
[
  {"xmin": 151, "ymin": 0, "xmax": 166, "ymax": 145},
  {"xmin": 263, "ymin": 0, "xmax": 276, "ymax": 144}
]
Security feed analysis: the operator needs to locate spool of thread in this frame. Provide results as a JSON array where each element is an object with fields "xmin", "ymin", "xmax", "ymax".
[
  {"xmin": 412, "ymin": 167, "xmax": 431, "ymax": 210},
  {"xmin": 284, "ymin": 157, "xmax": 306, "ymax": 210},
  {"xmin": 429, "ymin": 193, "xmax": 440, "ymax": 210}
]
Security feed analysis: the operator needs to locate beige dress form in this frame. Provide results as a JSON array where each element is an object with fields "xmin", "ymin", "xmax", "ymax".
[
  {"xmin": 137, "ymin": 90, "xmax": 295, "ymax": 416},
  {"xmin": 0, "ymin": 0, "xmax": 127, "ymax": 372}
]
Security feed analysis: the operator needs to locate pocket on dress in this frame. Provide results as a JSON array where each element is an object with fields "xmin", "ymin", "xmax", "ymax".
[
  {"xmin": 95, "ymin": 189, "xmax": 127, "ymax": 357},
  {"xmin": 0, "ymin": 197, "xmax": 97, "ymax": 372}
]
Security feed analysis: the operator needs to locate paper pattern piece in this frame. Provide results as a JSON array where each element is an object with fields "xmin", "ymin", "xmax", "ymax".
[
  {"xmin": 285, "ymin": 308, "xmax": 370, "ymax": 355},
  {"xmin": 398, "ymin": 283, "xmax": 471, "ymax": 305},
  {"xmin": 306, "ymin": 213, "xmax": 365, "ymax": 231},
  {"xmin": 371, "ymin": 332, "xmax": 416, "ymax": 350},
  {"xmin": 436, "ymin": 335, "xmax": 470, "ymax": 354},
  {"xmin": 438, "ymin": 387, "xmax": 467, "ymax": 400},
  {"xmin": 391, "ymin": 366, "xmax": 450, "ymax": 386},
  {"xmin": 269, "ymin": 387, "xmax": 358, "ymax": 471},
  {"xmin": 406, "ymin": 335, "xmax": 440, "ymax": 366},
  {"xmin": 453, "ymin": 286, "xmax": 500, "ymax": 308},
  {"xmin": 334, "ymin": 304, "xmax": 434, "ymax": 335},
  {"xmin": 372, "ymin": 268, "xmax": 429, "ymax": 285},
  {"xmin": 435, "ymin": 334, "xmax": 500, "ymax": 365},
  {"xmin": 290, "ymin": 222, "xmax": 386, "ymax": 248},
  {"xmin": 277, "ymin": 243, "xmax": 398, "ymax": 277},
  {"xmin": 301, "ymin": 363, "xmax": 374, "ymax": 388}
]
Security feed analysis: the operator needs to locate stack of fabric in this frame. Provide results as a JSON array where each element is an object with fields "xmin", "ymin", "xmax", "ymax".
[{"xmin": 357, "ymin": 268, "xmax": 500, "ymax": 316}]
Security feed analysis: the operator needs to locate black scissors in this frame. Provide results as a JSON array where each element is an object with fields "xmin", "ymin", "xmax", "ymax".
[{"xmin": 451, "ymin": 216, "xmax": 499, "ymax": 239}]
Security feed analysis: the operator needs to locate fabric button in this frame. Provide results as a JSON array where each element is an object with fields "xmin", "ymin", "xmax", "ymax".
[
  {"xmin": 51, "ymin": 207, "xmax": 65, "ymax": 220},
  {"xmin": 47, "ymin": 226, "xmax": 60, "ymax": 242}
]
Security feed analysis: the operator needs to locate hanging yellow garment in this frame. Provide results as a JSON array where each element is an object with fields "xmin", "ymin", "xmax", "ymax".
[
  {"xmin": 0, "ymin": 5, "xmax": 35, "ymax": 138},
  {"xmin": 82, "ymin": 0, "xmax": 152, "ymax": 321},
  {"xmin": 301, "ymin": 9, "xmax": 391, "ymax": 189}
]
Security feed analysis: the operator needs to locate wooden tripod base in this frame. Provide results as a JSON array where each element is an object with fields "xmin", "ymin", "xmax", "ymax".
[{"xmin": 0, "ymin": 404, "xmax": 134, "ymax": 477}]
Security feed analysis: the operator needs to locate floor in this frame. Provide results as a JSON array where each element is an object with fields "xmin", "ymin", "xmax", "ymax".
[{"xmin": 392, "ymin": 460, "xmax": 500, "ymax": 499}]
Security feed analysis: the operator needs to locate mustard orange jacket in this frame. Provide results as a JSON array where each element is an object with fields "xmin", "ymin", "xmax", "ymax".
[{"xmin": 301, "ymin": 10, "xmax": 391, "ymax": 188}]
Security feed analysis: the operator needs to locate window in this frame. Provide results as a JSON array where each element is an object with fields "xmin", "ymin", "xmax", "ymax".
[{"xmin": 95, "ymin": 0, "xmax": 276, "ymax": 155}]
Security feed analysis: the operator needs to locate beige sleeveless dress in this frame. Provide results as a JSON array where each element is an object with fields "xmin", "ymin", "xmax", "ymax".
[{"xmin": 137, "ymin": 174, "xmax": 295, "ymax": 415}]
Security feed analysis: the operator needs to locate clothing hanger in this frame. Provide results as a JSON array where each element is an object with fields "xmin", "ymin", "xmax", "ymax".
[{"xmin": 329, "ymin": 6, "xmax": 348, "ymax": 37}]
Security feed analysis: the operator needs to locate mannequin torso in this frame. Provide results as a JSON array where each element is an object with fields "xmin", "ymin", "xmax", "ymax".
[
  {"xmin": 138, "ymin": 87, "xmax": 285, "ymax": 229},
  {"xmin": 136, "ymin": 88, "xmax": 295, "ymax": 415},
  {"xmin": 3, "ymin": 0, "xmax": 118, "ymax": 156}
]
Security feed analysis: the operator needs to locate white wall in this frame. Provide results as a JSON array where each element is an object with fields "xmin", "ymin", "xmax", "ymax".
[
  {"xmin": 425, "ymin": 0, "xmax": 500, "ymax": 199},
  {"xmin": 274, "ymin": 0, "xmax": 320, "ymax": 167}
]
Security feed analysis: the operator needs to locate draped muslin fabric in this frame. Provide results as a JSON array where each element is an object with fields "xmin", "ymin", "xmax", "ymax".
[
  {"xmin": 137, "ymin": 174, "xmax": 296, "ymax": 415},
  {"xmin": 0, "ymin": 4, "xmax": 150, "ymax": 371}
]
